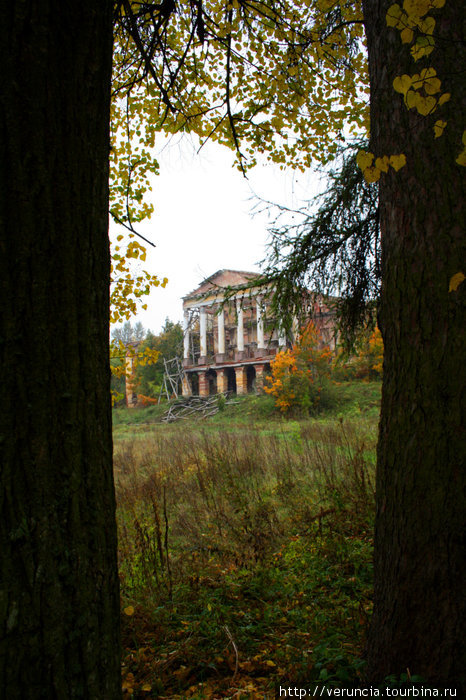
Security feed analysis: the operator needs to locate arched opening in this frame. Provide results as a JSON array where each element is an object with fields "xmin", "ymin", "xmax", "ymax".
[
  {"xmin": 206, "ymin": 368, "xmax": 217, "ymax": 395},
  {"xmin": 246, "ymin": 365, "xmax": 256, "ymax": 393},
  {"xmin": 190, "ymin": 372, "xmax": 199, "ymax": 396},
  {"xmin": 226, "ymin": 367, "xmax": 236, "ymax": 393}
]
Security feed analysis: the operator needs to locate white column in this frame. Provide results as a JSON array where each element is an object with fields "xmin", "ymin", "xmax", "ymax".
[
  {"xmin": 183, "ymin": 309, "xmax": 190, "ymax": 360},
  {"xmin": 200, "ymin": 307, "xmax": 207, "ymax": 357},
  {"xmin": 292, "ymin": 316, "xmax": 299, "ymax": 343},
  {"xmin": 236, "ymin": 301, "xmax": 244, "ymax": 352},
  {"xmin": 256, "ymin": 297, "xmax": 265, "ymax": 349},
  {"xmin": 217, "ymin": 307, "xmax": 225, "ymax": 354},
  {"xmin": 278, "ymin": 324, "xmax": 287, "ymax": 347}
]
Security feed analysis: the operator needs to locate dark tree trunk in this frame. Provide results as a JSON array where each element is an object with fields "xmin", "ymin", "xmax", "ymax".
[
  {"xmin": 0, "ymin": 2, "xmax": 121, "ymax": 697},
  {"xmin": 363, "ymin": 0, "xmax": 466, "ymax": 687}
]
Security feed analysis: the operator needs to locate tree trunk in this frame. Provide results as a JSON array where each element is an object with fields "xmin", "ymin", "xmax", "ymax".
[
  {"xmin": 0, "ymin": 3, "xmax": 121, "ymax": 697},
  {"xmin": 363, "ymin": 0, "xmax": 466, "ymax": 686}
]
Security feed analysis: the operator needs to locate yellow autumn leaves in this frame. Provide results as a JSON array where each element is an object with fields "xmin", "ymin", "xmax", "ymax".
[
  {"xmin": 356, "ymin": 151, "xmax": 406, "ymax": 183},
  {"xmin": 113, "ymin": 0, "xmax": 369, "ymax": 179},
  {"xmin": 455, "ymin": 131, "xmax": 466, "ymax": 167},
  {"xmin": 433, "ymin": 119, "xmax": 447, "ymax": 138},
  {"xmin": 449, "ymin": 272, "xmax": 465, "ymax": 293},
  {"xmin": 110, "ymin": 233, "xmax": 168, "ymax": 325},
  {"xmin": 384, "ymin": 1, "xmax": 465, "ymax": 172},
  {"xmin": 386, "ymin": 0, "xmax": 445, "ymax": 61},
  {"xmin": 393, "ymin": 67, "xmax": 450, "ymax": 116},
  {"xmin": 358, "ymin": 130, "xmax": 466, "ymax": 183}
]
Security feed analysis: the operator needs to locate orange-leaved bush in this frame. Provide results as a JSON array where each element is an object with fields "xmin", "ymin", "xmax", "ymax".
[
  {"xmin": 264, "ymin": 322, "xmax": 333, "ymax": 415},
  {"xmin": 363, "ymin": 327, "xmax": 383, "ymax": 378},
  {"xmin": 335, "ymin": 326, "xmax": 384, "ymax": 381}
]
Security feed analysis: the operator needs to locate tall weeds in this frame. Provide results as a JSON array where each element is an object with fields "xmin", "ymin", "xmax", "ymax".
[
  {"xmin": 115, "ymin": 417, "xmax": 377, "ymax": 695},
  {"xmin": 115, "ymin": 419, "xmax": 375, "ymax": 602}
]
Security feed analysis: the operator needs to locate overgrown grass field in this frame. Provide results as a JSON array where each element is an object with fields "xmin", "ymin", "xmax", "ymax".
[{"xmin": 114, "ymin": 382, "xmax": 380, "ymax": 698}]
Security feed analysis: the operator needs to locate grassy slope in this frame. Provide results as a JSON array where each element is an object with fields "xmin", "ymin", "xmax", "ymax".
[
  {"xmin": 114, "ymin": 383, "xmax": 380, "ymax": 698},
  {"xmin": 113, "ymin": 381, "xmax": 381, "ymax": 432}
]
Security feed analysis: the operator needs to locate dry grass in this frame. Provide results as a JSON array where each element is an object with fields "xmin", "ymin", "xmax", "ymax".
[
  {"xmin": 115, "ymin": 420, "xmax": 375, "ymax": 582},
  {"xmin": 114, "ymin": 414, "xmax": 377, "ymax": 697}
]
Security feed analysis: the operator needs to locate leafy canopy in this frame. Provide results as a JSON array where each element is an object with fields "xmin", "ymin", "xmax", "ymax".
[
  {"xmin": 109, "ymin": 0, "xmax": 463, "ymax": 325},
  {"xmin": 109, "ymin": 0, "xmax": 370, "ymax": 323},
  {"xmin": 111, "ymin": 0, "xmax": 369, "ymax": 220}
]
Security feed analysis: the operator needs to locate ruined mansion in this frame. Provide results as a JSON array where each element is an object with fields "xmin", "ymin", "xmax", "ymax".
[{"xmin": 180, "ymin": 269, "xmax": 337, "ymax": 398}]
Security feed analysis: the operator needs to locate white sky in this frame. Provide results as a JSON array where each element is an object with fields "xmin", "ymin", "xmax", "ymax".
[{"xmin": 112, "ymin": 135, "xmax": 324, "ymax": 335}]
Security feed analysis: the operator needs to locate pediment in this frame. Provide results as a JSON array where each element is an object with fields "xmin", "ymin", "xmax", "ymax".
[{"xmin": 183, "ymin": 269, "xmax": 259, "ymax": 302}]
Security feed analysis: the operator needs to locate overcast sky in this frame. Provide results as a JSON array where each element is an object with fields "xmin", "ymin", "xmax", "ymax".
[{"xmin": 111, "ymin": 135, "xmax": 324, "ymax": 335}]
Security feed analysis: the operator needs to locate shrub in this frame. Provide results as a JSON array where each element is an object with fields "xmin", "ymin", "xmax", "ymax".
[
  {"xmin": 264, "ymin": 322, "xmax": 333, "ymax": 415},
  {"xmin": 334, "ymin": 327, "xmax": 383, "ymax": 381}
]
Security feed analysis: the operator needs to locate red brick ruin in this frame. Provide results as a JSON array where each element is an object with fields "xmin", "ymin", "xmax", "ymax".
[{"xmin": 181, "ymin": 270, "xmax": 337, "ymax": 397}]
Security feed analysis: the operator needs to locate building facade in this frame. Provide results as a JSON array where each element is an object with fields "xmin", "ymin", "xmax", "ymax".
[{"xmin": 181, "ymin": 269, "xmax": 337, "ymax": 397}]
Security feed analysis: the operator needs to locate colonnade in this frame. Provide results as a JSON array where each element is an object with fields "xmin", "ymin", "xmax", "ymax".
[
  {"xmin": 182, "ymin": 363, "xmax": 268, "ymax": 397},
  {"xmin": 183, "ymin": 297, "xmax": 287, "ymax": 363}
]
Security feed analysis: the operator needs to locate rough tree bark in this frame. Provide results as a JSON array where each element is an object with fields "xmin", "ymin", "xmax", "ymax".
[
  {"xmin": 363, "ymin": 0, "xmax": 465, "ymax": 686},
  {"xmin": 0, "ymin": 2, "xmax": 121, "ymax": 697}
]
